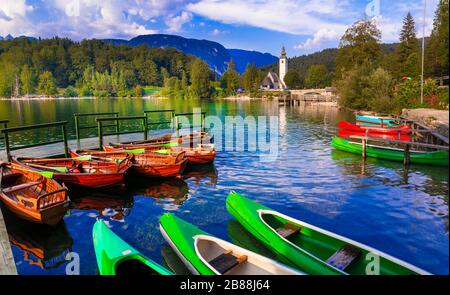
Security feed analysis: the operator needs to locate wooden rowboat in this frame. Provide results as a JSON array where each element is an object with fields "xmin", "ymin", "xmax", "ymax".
[
  {"xmin": 337, "ymin": 129, "xmax": 411, "ymax": 142},
  {"xmin": 0, "ymin": 162, "xmax": 69, "ymax": 226},
  {"xmin": 14, "ymin": 157, "xmax": 131, "ymax": 189},
  {"xmin": 338, "ymin": 121, "xmax": 410, "ymax": 135},
  {"xmin": 159, "ymin": 213, "xmax": 304, "ymax": 275},
  {"xmin": 127, "ymin": 131, "xmax": 213, "ymax": 147},
  {"xmin": 71, "ymin": 149, "xmax": 188, "ymax": 178},
  {"xmin": 109, "ymin": 142, "xmax": 216, "ymax": 165}
]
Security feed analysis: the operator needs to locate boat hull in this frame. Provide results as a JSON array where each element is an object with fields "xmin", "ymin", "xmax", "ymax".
[
  {"xmin": 338, "ymin": 121, "xmax": 410, "ymax": 135},
  {"xmin": 226, "ymin": 192, "xmax": 430, "ymax": 275},
  {"xmin": 331, "ymin": 137, "xmax": 449, "ymax": 166},
  {"xmin": 92, "ymin": 220, "xmax": 172, "ymax": 275}
]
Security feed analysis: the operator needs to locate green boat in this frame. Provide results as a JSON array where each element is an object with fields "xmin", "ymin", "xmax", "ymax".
[
  {"xmin": 331, "ymin": 137, "xmax": 449, "ymax": 166},
  {"xmin": 92, "ymin": 219, "xmax": 173, "ymax": 275},
  {"xmin": 226, "ymin": 192, "xmax": 430, "ymax": 275},
  {"xmin": 159, "ymin": 213, "xmax": 303, "ymax": 275}
]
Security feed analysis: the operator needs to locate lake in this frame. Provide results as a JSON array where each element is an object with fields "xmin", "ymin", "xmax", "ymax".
[{"xmin": 0, "ymin": 97, "xmax": 448, "ymax": 274}]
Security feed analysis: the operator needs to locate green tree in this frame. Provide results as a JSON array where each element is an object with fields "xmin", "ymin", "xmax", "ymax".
[
  {"xmin": 404, "ymin": 52, "xmax": 421, "ymax": 79},
  {"xmin": 283, "ymin": 70, "xmax": 302, "ymax": 89},
  {"xmin": 63, "ymin": 86, "xmax": 78, "ymax": 97},
  {"xmin": 221, "ymin": 59, "xmax": 241, "ymax": 95},
  {"xmin": 242, "ymin": 63, "xmax": 260, "ymax": 92},
  {"xmin": 20, "ymin": 64, "xmax": 36, "ymax": 95},
  {"xmin": 37, "ymin": 71, "xmax": 57, "ymax": 96},
  {"xmin": 397, "ymin": 12, "xmax": 419, "ymax": 71},
  {"xmin": 336, "ymin": 20, "xmax": 382, "ymax": 74},
  {"xmin": 426, "ymin": 0, "xmax": 449, "ymax": 77},
  {"xmin": 190, "ymin": 59, "xmax": 212, "ymax": 98},
  {"xmin": 305, "ymin": 64, "xmax": 328, "ymax": 88}
]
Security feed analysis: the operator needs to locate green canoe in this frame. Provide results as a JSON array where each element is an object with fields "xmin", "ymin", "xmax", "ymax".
[
  {"xmin": 159, "ymin": 213, "xmax": 303, "ymax": 275},
  {"xmin": 92, "ymin": 219, "xmax": 172, "ymax": 275},
  {"xmin": 226, "ymin": 192, "xmax": 430, "ymax": 275},
  {"xmin": 331, "ymin": 137, "xmax": 448, "ymax": 166}
]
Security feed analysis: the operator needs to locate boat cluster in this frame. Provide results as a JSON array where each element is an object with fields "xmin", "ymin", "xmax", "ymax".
[
  {"xmin": 93, "ymin": 191, "xmax": 430, "ymax": 275},
  {"xmin": 0, "ymin": 131, "xmax": 215, "ymax": 226},
  {"xmin": 331, "ymin": 115, "xmax": 449, "ymax": 166}
]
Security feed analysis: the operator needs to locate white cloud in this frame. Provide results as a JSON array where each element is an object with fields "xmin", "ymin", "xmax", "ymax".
[
  {"xmin": 294, "ymin": 29, "xmax": 341, "ymax": 49},
  {"xmin": 165, "ymin": 11, "xmax": 193, "ymax": 33},
  {"xmin": 187, "ymin": 0, "xmax": 351, "ymax": 35}
]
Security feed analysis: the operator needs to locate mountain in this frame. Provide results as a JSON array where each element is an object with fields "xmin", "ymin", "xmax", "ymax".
[
  {"xmin": 103, "ymin": 34, "xmax": 277, "ymax": 75},
  {"xmin": 0, "ymin": 34, "xmax": 36, "ymax": 41},
  {"xmin": 228, "ymin": 49, "xmax": 278, "ymax": 74}
]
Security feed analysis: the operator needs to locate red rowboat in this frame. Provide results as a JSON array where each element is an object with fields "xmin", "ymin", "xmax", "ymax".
[
  {"xmin": 337, "ymin": 129, "xmax": 411, "ymax": 142},
  {"xmin": 109, "ymin": 142, "xmax": 216, "ymax": 165},
  {"xmin": 13, "ymin": 157, "xmax": 131, "ymax": 189},
  {"xmin": 72, "ymin": 149, "xmax": 188, "ymax": 178},
  {"xmin": 338, "ymin": 121, "xmax": 410, "ymax": 135},
  {"xmin": 0, "ymin": 162, "xmax": 69, "ymax": 226}
]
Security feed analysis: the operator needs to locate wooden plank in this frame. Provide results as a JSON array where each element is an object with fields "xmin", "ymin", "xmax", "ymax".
[
  {"xmin": 349, "ymin": 135, "xmax": 449, "ymax": 151},
  {"xmin": 0, "ymin": 207, "xmax": 17, "ymax": 275}
]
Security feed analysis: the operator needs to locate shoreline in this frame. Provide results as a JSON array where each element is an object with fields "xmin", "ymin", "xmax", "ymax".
[{"xmin": 0, "ymin": 95, "xmax": 167, "ymax": 101}]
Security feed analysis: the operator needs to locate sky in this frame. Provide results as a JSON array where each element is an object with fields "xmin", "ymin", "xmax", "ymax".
[{"xmin": 0, "ymin": 0, "xmax": 439, "ymax": 57}]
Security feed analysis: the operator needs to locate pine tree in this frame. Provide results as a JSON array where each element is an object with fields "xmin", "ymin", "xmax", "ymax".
[
  {"xmin": 221, "ymin": 59, "xmax": 241, "ymax": 95},
  {"xmin": 190, "ymin": 59, "xmax": 212, "ymax": 98},
  {"xmin": 426, "ymin": 0, "xmax": 449, "ymax": 77},
  {"xmin": 397, "ymin": 12, "xmax": 419, "ymax": 76}
]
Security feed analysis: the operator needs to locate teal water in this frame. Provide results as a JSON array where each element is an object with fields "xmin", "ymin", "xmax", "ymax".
[{"xmin": 0, "ymin": 98, "xmax": 448, "ymax": 274}]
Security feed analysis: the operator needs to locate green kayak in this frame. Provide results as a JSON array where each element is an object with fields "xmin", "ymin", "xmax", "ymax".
[
  {"xmin": 159, "ymin": 213, "xmax": 303, "ymax": 275},
  {"xmin": 92, "ymin": 219, "xmax": 173, "ymax": 275},
  {"xmin": 331, "ymin": 137, "xmax": 448, "ymax": 166},
  {"xmin": 226, "ymin": 192, "xmax": 430, "ymax": 275}
]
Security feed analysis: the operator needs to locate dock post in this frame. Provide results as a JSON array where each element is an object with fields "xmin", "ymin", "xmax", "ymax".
[
  {"xmin": 97, "ymin": 121, "xmax": 103, "ymax": 150},
  {"xmin": 175, "ymin": 117, "xmax": 179, "ymax": 137},
  {"xmin": 404, "ymin": 144, "xmax": 410, "ymax": 166},
  {"xmin": 61, "ymin": 124, "xmax": 69, "ymax": 157},
  {"xmin": 362, "ymin": 138, "xmax": 367, "ymax": 159},
  {"xmin": 74, "ymin": 115, "xmax": 80, "ymax": 142},
  {"xmin": 143, "ymin": 117, "xmax": 148, "ymax": 140},
  {"xmin": 115, "ymin": 113, "xmax": 119, "ymax": 135},
  {"xmin": 3, "ymin": 132, "xmax": 11, "ymax": 161}
]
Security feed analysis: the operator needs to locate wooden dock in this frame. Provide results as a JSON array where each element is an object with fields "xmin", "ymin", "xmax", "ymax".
[{"xmin": 0, "ymin": 207, "xmax": 17, "ymax": 275}]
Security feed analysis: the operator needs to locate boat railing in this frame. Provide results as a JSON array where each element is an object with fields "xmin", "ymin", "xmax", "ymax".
[
  {"xmin": 96, "ymin": 116, "xmax": 148, "ymax": 149},
  {"xmin": 37, "ymin": 187, "xmax": 69, "ymax": 209},
  {"xmin": 74, "ymin": 112, "xmax": 119, "ymax": 141},
  {"xmin": 143, "ymin": 109, "xmax": 175, "ymax": 129},
  {"xmin": 1, "ymin": 121, "xmax": 69, "ymax": 161}
]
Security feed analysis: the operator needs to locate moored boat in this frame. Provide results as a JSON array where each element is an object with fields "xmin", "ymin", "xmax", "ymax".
[
  {"xmin": 338, "ymin": 121, "xmax": 410, "ymax": 135},
  {"xmin": 109, "ymin": 142, "xmax": 216, "ymax": 165},
  {"xmin": 226, "ymin": 191, "xmax": 431, "ymax": 275},
  {"xmin": 128, "ymin": 131, "xmax": 213, "ymax": 147},
  {"xmin": 73, "ymin": 149, "xmax": 188, "ymax": 178},
  {"xmin": 14, "ymin": 157, "xmax": 131, "ymax": 188},
  {"xmin": 159, "ymin": 213, "xmax": 303, "ymax": 275},
  {"xmin": 355, "ymin": 115, "xmax": 400, "ymax": 127},
  {"xmin": 331, "ymin": 137, "xmax": 448, "ymax": 166},
  {"xmin": 93, "ymin": 219, "xmax": 173, "ymax": 275},
  {"xmin": 0, "ymin": 162, "xmax": 69, "ymax": 226},
  {"xmin": 337, "ymin": 129, "xmax": 411, "ymax": 142}
]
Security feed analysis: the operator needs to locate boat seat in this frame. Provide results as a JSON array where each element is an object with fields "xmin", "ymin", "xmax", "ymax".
[
  {"xmin": 326, "ymin": 245, "xmax": 361, "ymax": 271},
  {"xmin": 2, "ymin": 181, "xmax": 41, "ymax": 193},
  {"xmin": 208, "ymin": 250, "xmax": 248, "ymax": 274},
  {"xmin": 276, "ymin": 223, "xmax": 301, "ymax": 239}
]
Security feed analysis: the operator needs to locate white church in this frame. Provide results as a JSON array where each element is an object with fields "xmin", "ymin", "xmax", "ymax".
[{"xmin": 260, "ymin": 46, "xmax": 288, "ymax": 90}]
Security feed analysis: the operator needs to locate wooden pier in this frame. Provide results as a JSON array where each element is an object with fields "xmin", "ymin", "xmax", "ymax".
[{"xmin": 0, "ymin": 207, "xmax": 17, "ymax": 275}]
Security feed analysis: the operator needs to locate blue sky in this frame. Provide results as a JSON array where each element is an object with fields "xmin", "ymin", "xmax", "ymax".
[{"xmin": 0, "ymin": 0, "xmax": 439, "ymax": 57}]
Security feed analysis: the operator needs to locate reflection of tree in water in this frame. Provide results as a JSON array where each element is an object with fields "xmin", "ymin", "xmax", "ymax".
[
  {"xmin": 183, "ymin": 163, "xmax": 218, "ymax": 187},
  {"xmin": 70, "ymin": 192, "xmax": 134, "ymax": 222},
  {"xmin": 2, "ymin": 208, "xmax": 73, "ymax": 270}
]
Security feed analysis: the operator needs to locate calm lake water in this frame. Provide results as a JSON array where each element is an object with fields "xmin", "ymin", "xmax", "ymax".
[{"xmin": 0, "ymin": 98, "xmax": 448, "ymax": 275}]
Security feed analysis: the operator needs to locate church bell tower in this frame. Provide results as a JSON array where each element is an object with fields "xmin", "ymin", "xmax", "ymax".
[{"xmin": 279, "ymin": 46, "xmax": 288, "ymax": 89}]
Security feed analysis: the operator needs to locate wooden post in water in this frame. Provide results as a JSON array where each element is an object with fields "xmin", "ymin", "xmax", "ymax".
[
  {"xmin": 74, "ymin": 115, "xmax": 80, "ymax": 142},
  {"xmin": 97, "ymin": 120, "xmax": 103, "ymax": 150},
  {"xmin": 3, "ymin": 132, "xmax": 11, "ymax": 161},
  {"xmin": 404, "ymin": 144, "xmax": 410, "ymax": 166},
  {"xmin": 143, "ymin": 117, "xmax": 148, "ymax": 140},
  {"xmin": 362, "ymin": 138, "xmax": 367, "ymax": 159},
  {"xmin": 61, "ymin": 124, "xmax": 69, "ymax": 157}
]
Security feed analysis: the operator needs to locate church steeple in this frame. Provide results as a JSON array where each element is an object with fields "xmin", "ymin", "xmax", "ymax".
[
  {"xmin": 280, "ymin": 46, "xmax": 287, "ymax": 59},
  {"xmin": 279, "ymin": 46, "xmax": 288, "ymax": 89}
]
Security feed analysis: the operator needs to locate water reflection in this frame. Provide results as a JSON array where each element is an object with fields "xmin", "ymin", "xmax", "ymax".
[
  {"xmin": 70, "ymin": 193, "xmax": 134, "ymax": 222},
  {"xmin": 2, "ymin": 209, "xmax": 73, "ymax": 270},
  {"xmin": 161, "ymin": 245, "xmax": 191, "ymax": 275},
  {"xmin": 183, "ymin": 164, "xmax": 218, "ymax": 186}
]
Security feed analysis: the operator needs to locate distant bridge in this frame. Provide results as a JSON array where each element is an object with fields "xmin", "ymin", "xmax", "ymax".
[{"xmin": 286, "ymin": 88, "xmax": 338, "ymax": 104}]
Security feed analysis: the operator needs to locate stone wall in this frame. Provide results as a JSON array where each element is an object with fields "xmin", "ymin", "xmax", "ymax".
[{"xmin": 402, "ymin": 108, "xmax": 449, "ymax": 137}]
